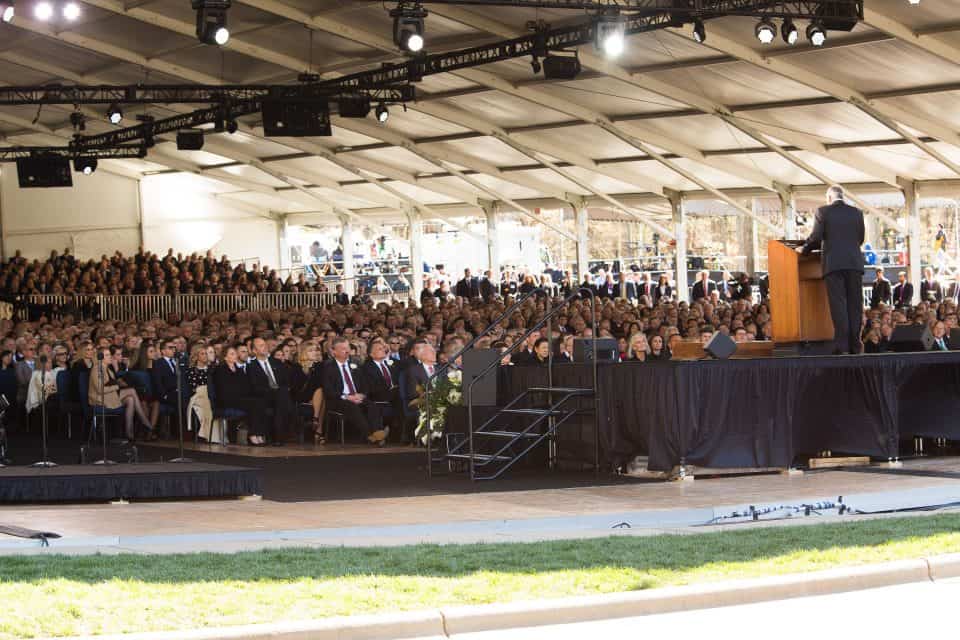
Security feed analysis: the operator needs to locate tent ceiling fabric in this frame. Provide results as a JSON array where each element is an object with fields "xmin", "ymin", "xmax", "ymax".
[{"xmin": 0, "ymin": 0, "xmax": 958, "ymax": 221}]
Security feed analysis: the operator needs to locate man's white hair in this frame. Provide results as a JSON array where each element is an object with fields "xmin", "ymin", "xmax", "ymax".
[{"xmin": 826, "ymin": 185, "xmax": 845, "ymax": 202}]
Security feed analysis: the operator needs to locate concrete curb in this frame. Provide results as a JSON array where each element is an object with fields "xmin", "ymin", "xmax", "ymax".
[{"xmin": 57, "ymin": 555, "xmax": 950, "ymax": 640}]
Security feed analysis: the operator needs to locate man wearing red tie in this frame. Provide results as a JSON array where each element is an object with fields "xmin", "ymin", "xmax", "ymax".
[
  {"xmin": 322, "ymin": 337, "xmax": 386, "ymax": 445},
  {"xmin": 892, "ymin": 271, "xmax": 914, "ymax": 308},
  {"xmin": 361, "ymin": 339, "xmax": 401, "ymax": 440}
]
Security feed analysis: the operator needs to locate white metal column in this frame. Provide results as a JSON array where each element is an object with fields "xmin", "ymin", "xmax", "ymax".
[
  {"xmin": 277, "ymin": 215, "xmax": 290, "ymax": 272},
  {"xmin": 340, "ymin": 218, "xmax": 355, "ymax": 295},
  {"xmin": 780, "ymin": 188, "xmax": 798, "ymax": 241},
  {"xmin": 575, "ymin": 202, "xmax": 589, "ymax": 283},
  {"xmin": 407, "ymin": 210, "xmax": 424, "ymax": 302},
  {"xmin": 669, "ymin": 190, "xmax": 688, "ymax": 303},
  {"xmin": 482, "ymin": 200, "xmax": 500, "ymax": 276},
  {"xmin": 901, "ymin": 179, "xmax": 922, "ymax": 304}
]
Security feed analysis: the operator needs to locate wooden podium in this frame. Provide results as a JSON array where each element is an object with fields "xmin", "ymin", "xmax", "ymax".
[{"xmin": 768, "ymin": 240, "xmax": 834, "ymax": 343}]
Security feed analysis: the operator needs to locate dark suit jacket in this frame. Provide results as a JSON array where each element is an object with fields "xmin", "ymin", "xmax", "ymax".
[
  {"xmin": 871, "ymin": 279, "xmax": 892, "ymax": 308},
  {"xmin": 691, "ymin": 280, "xmax": 716, "ymax": 301},
  {"xmin": 893, "ymin": 282, "xmax": 914, "ymax": 306},
  {"xmin": 361, "ymin": 359, "xmax": 397, "ymax": 403},
  {"xmin": 801, "ymin": 200, "xmax": 865, "ymax": 275},
  {"xmin": 479, "ymin": 277, "xmax": 496, "ymax": 302},
  {"xmin": 322, "ymin": 359, "xmax": 369, "ymax": 402},
  {"xmin": 400, "ymin": 361, "xmax": 430, "ymax": 408},
  {"xmin": 920, "ymin": 279, "xmax": 943, "ymax": 303},
  {"xmin": 211, "ymin": 364, "xmax": 254, "ymax": 408},
  {"xmin": 454, "ymin": 277, "xmax": 480, "ymax": 299},
  {"xmin": 151, "ymin": 357, "xmax": 179, "ymax": 402},
  {"xmin": 334, "ymin": 293, "xmax": 349, "ymax": 305},
  {"xmin": 246, "ymin": 357, "xmax": 290, "ymax": 398},
  {"xmin": 652, "ymin": 284, "xmax": 672, "ymax": 304}
]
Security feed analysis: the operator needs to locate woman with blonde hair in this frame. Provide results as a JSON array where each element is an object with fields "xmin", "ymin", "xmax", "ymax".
[
  {"xmin": 186, "ymin": 344, "xmax": 215, "ymax": 442},
  {"xmin": 295, "ymin": 341, "xmax": 327, "ymax": 443},
  {"xmin": 625, "ymin": 331, "xmax": 650, "ymax": 362},
  {"xmin": 88, "ymin": 347, "xmax": 154, "ymax": 441}
]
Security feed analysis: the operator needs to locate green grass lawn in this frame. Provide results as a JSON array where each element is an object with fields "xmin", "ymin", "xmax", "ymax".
[{"xmin": 2, "ymin": 514, "xmax": 960, "ymax": 639}]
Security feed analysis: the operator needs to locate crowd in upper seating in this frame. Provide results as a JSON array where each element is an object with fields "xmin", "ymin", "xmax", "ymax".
[
  {"xmin": 2, "ymin": 255, "xmax": 955, "ymax": 449},
  {"xmin": 0, "ymin": 248, "xmax": 328, "ymax": 296}
]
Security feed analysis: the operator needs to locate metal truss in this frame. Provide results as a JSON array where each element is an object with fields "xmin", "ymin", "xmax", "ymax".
[
  {"xmin": 65, "ymin": 0, "xmax": 859, "ymax": 152},
  {"xmin": 0, "ymin": 144, "xmax": 148, "ymax": 162},
  {"xmin": 0, "ymin": 84, "xmax": 415, "ymax": 106},
  {"xmin": 401, "ymin": 0, "xmax": 862, "ymax": 19}
]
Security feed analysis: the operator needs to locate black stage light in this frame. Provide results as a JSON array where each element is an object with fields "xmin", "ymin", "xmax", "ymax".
[
  {"xmin": 107, "ymin": 103, "xmax": 122, "ymax": 125},
  {"xmin": 542, "ymin": 54, "xmax": 581, "ymax": 80},
  {"xmin": 781, "ymin": 18, "xmax": 799, "ymax": 45},
  {"xmin": 193, "ymin": 0, "xmax": 230, "ymax": 46},
  {"xmin": 176, "ymin": 129, "xmax": 205, "ymax": 151},
  {"xmin": 225, "ymin": 118, "xmax": 238, "ymax": 134},
  {"xmin": 755, "ymin": 18, "xmax": 776, "ymax": 44},
  {"xmin": 69, "ymin": 111, "xmax": 85, "ymax": 132},
  {"xmin": 375, "ymin": 102, "xmax": 389, "ymax": 123},
  {"xmin": 0, "ymin": 1, "xmax": 13, "ymax": 23},
  {"xmin": 391, "ymin": 2, "xmax": 426, "ymax": 53},
  {"xmin": 692, "ymin": 18, "xmax": 706, "ymax": 43},
  {"xmin": 339, "ymin": 95, "xmax": 371, "ymax": 118},
  {"xmin": 17, "ymin": 155, "xmax": 72, "ymax": 188},
  {"xmin": 73, "ymin": 157, "xmax": 97, "ymax": 175},
  {"xmin": 262, "ymin": 99, "xmax": 332, "ymax": 137},
  {"xmin": 530, "ymin": 56, "xmax": 541, "ymax": 74},
  {"xmin": 807, "ymin": 21, "xmax": 827, "ymax": 46}
]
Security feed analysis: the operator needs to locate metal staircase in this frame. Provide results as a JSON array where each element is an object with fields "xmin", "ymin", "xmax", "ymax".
[{"xmin": 425, "ymin": 287, "xmax": 600, "ymax": 481}]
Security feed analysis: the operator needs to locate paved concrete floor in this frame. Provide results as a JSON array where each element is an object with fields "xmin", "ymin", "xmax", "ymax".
[{"xmin": 1, "ymin": 457, "xmax": 959, "ymax": 554}]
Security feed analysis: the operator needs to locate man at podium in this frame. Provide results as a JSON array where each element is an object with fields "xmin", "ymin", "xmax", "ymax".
[{"xmin": 796, "ymin": 185, "xmax": 865, "ymax": 355}]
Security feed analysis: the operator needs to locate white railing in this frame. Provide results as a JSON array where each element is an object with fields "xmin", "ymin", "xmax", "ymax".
[{"xmin": 23, "ymin": 292, "xmax": 338, "ymax": 322}]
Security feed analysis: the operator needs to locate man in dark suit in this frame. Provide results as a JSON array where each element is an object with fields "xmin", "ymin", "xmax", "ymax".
[
  {"xmin": 454, "ymin": 268, "xmax": 480, "ymax": 299},
  {"xmin": 920, "ymin": 267, "xmax": 943, "ymax": 304},
  {"xmin": 613, "ymin": 272, "xmax": 637, "ymax": 303},
  {"xmin": 892, "ymin": 271, "xmax": 913, "ymax": 307},
  {"xmin": 717, "ymin": 271, "xmax": 735, "ymax": 302},
  {"xmin": 479, "ymin": 270, "xmax": 496, "ymax": 303},
  {"xmin": 637, "ymin": 272, "xmax": 655, "ymax": 302},
  {"xmin": 151, "ymin": 340, "xmax": 181, "ymax": 407},
  {"xmin": 798, "ymin": 185, "xmax": 865, "ymax": 354},
  {"xmin": 870, "ymin": 267, "xmax": 892, "ymax": 309},
  {"xmin": 691, "ymin": 271, "xmax": 716, "ymax": 302},
  {"xmin": 361, "ymin": 339, "xmax": 401, "ymax": 415},
  {"xmin": 323, "ymin": 337, "xmax": 385, "ymax": 444},
  {"xmin": 333, "ymin": 284, "xmax": 350, "ymax": 305},
  {"xmin": 246, "ymin": 337, "xmax": 294, "ymax": 445}
]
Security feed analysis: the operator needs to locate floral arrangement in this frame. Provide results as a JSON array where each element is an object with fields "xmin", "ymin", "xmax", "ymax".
[{"xmin": 414, "ymin": 368, "xmax": 463, "ymax": 445}]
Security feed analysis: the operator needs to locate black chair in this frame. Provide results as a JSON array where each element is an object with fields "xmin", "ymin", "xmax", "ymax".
[
  {"xmin": 56, "ymin": 369, "xmax": 83, "ymax": 439},
  {"xmin": 207, "ymin": 382, "xmax": 246, "ymax": 447},
  {"xmin": 324, "ymin": 410, "xmax": 346, "ymax": 446}
]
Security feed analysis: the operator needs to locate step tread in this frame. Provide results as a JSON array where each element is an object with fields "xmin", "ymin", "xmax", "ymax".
[
  {"xmin": 446, "ymin": 453, "xmax": 512, "ymax": 462},
  {"xmin": 478, "ymin": 430, "xmax": 542, "ymax": 438}
]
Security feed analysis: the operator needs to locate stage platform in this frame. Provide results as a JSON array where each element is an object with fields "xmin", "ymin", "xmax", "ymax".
[
  {"xmin": 0, "ymin": 462, "xmax": 262, "ymax": 503},
  {"xmin": 146, "ymin": 440, "xmax": 415, "ymax": 458}
]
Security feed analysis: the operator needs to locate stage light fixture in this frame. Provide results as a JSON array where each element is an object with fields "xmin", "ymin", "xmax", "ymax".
[
  {"xmin": 193, "ymin": 0, "xmax": 230, "ymax": 46},
  {"xmin": 781, "ymin": 18, "xmax": 799, "ymax": 45},
  {"xmin": 73, "ymin": 157, "xmax": 97, "ymax": 176},
  {"xmin": 391, "ymin": 3, "xmax": 426, "ymax": 54},
  {"xmin": 755, "ymin": 18, "xmax": 775, "ymax": 44},
  {"xmin": 107, "ymin": 103, "xmax": 123, "ymax": 125},
  {"xmin": 692, "ymin": 18, "xmax": 706, "ymax": 44},
  {"xmin": 595, "ymin": 12, "xmax": 625, "ymax": 58},
  {"xmin": 34, "ymin": 1, "xmax": 52, "ymax": 20},
  {"xmin": 375, "ymin": 102, "xmax": 389, "ymax": 123},
  {"xmin": 807, "ymin": 21, "xmax": 827, "ymax": 46},
  {"xmin": 542, "ymin": 54, "xmax": 581, "ymax": 80},
  {"xmin": 907, "ymin": 0, "xmax": 919, "ymax": 4},
  {"xmin": 176, "ymin": 129, "xmax": 205, "ymax": 151},
  {"xmin": 62, "ymin": 1, "xmax": 79, "ymax": 20},
  {"xmin": 69, "ymin": 111, "xmax": 85, "ymax": 132},
  {"xmin": 530, "ymin": 56, "xmax": 541, "ymax": 74},
  {"xmin": 1, "ymin": 2, "xmax": 14, "ymax": 23},
  {"xmin": 225, "ymin": 118, "xmax": 238, "ymax": 134}
]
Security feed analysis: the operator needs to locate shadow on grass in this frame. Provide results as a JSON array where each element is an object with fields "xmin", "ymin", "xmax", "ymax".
[{"xmin": 3, "ymin": 514, "xmax": 960, "ymax": 584}]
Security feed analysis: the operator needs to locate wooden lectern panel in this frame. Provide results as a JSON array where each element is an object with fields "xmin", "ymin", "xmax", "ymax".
[{"xmin": 768, "ymin": 240, "xmax": 834, "ymax": 343}]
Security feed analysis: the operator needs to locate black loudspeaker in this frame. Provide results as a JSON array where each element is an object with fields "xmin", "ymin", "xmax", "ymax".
[
  {"xmin": 462, "ymin": 349, "xmax": 500, "ymax": 407},
  {"xmin": 573, "ymin": 338, "xmax": 618, "ymax": 363},
  {"xmin": 950, "ymin": 329, "xmax": 960, "ymax": 351},
  {"xmin": 16, "ymin": 156, "xmax": 72, "ymax": 188},
  {"xmin": 262, "ymin": 100, "xmax": 332, "ymax": 137},
  {"xmin": 889, "ymin": 325, "xmax": 927, "ymax": 352},
  {"xmin": 704, "ymin": 332, "xmax": 737, "ymax": 360}
]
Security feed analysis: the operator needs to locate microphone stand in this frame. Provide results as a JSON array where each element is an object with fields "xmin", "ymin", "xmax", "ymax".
[
  {"xmin": 170, "ymin": 353, "xmax": 192, "ymax": 463},
  {"xmin": 93, "ymin": 354, "xmax": 115, "ymax": 465},
  {"xmin": 31, "ymin": 356, "xmax": 56, "ymax": 468}
]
